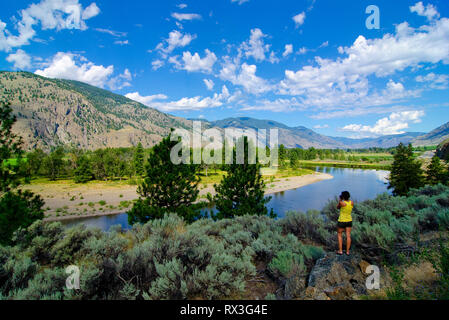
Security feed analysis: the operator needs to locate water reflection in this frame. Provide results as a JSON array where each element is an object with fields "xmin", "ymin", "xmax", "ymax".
[{"xmin": 61, "ymin": 167, "xmax": 391, "ymax": 231}]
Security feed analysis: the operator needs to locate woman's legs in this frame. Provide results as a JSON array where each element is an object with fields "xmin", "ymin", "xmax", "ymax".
[
  {"xmin": 345, "ymin": 227, "xmax": 352, "ymax": 254},
  {"xmin": 337, "ymin": 228, "xmax": 344, "ymax": 254}
]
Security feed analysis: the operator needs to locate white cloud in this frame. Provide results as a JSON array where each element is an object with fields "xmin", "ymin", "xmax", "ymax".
[
  {"xmin": 6, "ymin": 49, "xmax": 32, "ymax": 69},
  {"xmin": 241, "ymin": 28, "xmax": 270, "ymax": 62},
  {"xmin": 82, "ymin": 3, "xmax": 100, "ymax": 20},
  {"xmin": 297, "ymin": 47, "xmax": 308, "ymax": 55},
  {"xmin": 314, "ymin": 124, "xmax": 329, "ymax": 129},
  {"xmin": 127, "ymin": 86, "xmax": 232, "ymax": 111},
  {"xmin": 94, "ymin": 28, "xmax": 127, "ymax": 37},
  {"xmin": 416, "ymin": 72, "xmax": 449, "ymax": 90},
  {"xmin": 341, "ymin": 111, "xmax": 425, "ymax": 137},
  {"xmin": 279, "ymin": 12, "xmax": 449, "ymax": 113},
  {"xmin": 231, "ymin": 0, "xmax": 250, "ymax": 4},
  {"xmin": 156, "ymin": 30, "xmax": 196, "ymax": 57},
  {"xmin": 152, "ymin": 59, "xmax": 165, "ymax": 70},
  {"xmin": 125, "ymin": 92, "xmax": 168, "ymax": 105},
  {"xmin": 219, "ymin": 60, "xmax": 272, "ymax": 94},
  {"xmin": 171, "ymin": 13, "xmax": 202, "ymax": 21},
  {"xmin": 283, "ymin": 44, "xmax": 293, "ymax": 57},
  {"xmin": 175, "ymin": 49, "xmax": 218, "ymax": 73},
  {"xmin": 114, "ymin": 40, "xmax": 129, "ymax": 46},
  {"xmin": 410, "ymin": 2, "xmax": 439, "ymax": 21},
  {"xmin": 34, "ymin": 52, "xmax": 130, "ymax": 89},
  {"xmin": 203, "ymin": 79, "xmax": 215, "ymax": 90},
  {"xmin": 177, "ymin": 4, "xmax": 188, "ymax": 9},
  {"xmin": 0, "ymin": 0, "xmax": 100, "ymax": 52},
  {"xmin": 293, "ymin": 12, "xmax": 306, "ymax": 27}
]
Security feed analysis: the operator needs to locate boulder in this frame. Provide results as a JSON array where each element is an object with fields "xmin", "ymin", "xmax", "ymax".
[{"xmin": 304, "ymin": 253, "xmax": 387, "ymax": 300}]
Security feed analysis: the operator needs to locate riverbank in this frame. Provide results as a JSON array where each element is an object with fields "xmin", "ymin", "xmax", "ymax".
[{"xmin": 38, "ymin": 171, "xmax": 333, "ymax": 222}]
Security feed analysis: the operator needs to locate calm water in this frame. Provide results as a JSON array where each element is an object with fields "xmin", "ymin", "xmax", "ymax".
[{"xmin": 61, "ymin": 167, "xmax": 391, "ymax": 231}]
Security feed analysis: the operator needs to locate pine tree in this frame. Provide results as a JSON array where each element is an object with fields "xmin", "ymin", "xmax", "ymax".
[
  {"xmin": 74, "ymin": 154, "xmax": 94, "ymax": 183},
  {"xmin": 128, "ymin": 133, "xmax": 201, "ymax": 224},
  {"xmin": 211, "ymin": 136, "xmax": 275, "ymax": 220},
  {"xmin": 133, "ymin": 142, "xmax": 145, "ymax": 176},
  {"xmin": 0, "ymin": 102, "xmax": 44, "ymax": 245},
  {"xmin": 426, "ymin": 154, "xmax": 446, "ymax": 185},
  {"xmin": 388, "ymin": 143, "xmax": 425, "ymax": 196}
]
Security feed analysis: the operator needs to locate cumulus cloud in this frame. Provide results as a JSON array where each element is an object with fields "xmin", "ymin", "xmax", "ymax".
[
  {"xmin": 283, "ymin": 44, "xmax": 293, "ymax": 57},
  {"xmin": 34, "ymin": 52, "xmax": 130, "ymax": 89},
  {"xmin": 125, "ymin": 92, "xmax": 168, "ymax": 105},
  {"xmin": 0, "ymin": 0, "xmax": 100, "ymax": 52},
  {"xmin": 203, "ymin": 79, "xmax": 215, "ymax": 90},
  {"xmin": 340, "ymin": 111, "xmax": 425, "ymax": 137},
  {"xmin": 241, "ymin": 28, "xmax": 271, "ymax": 62},
  {"xmin": 6, "ymin": 49, "xmax": 32, "ymax": 69},
  {"xmin": 171, "ymin": 13, "xmax": 202, "ymax": 21},
  {"xmin": 293, "ymin": 12, "xmax": 306, "ymax": 27},
  {"xmin": 219, "ymin": 60, "xmax": 272, "ymax": 94},
  {"xmin": 156, "ymin": 30, "xmax": 196, "ymax": 58},
  {"xmin": 410, "ymin": 1, "xmax": 439, "ymax": 21},
  {"xmin": 177, "ymin": 4, "xmax": 188, "ymax": 9},
  {"xmin": 279, "ymin": 10, "xmax": 449, "ymax": 112},
  {"xmin": 127, "ymin": 86, "xmax": 233, "ymax": 112},
  {"xmin": 172, "ymin": 49, "xmax": 218, "ymax": 73}
]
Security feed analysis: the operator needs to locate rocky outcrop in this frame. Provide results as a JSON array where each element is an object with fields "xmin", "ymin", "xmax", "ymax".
[{"xmin": 304, "ymin": 253, "xmax": 389, "ymax": 300}]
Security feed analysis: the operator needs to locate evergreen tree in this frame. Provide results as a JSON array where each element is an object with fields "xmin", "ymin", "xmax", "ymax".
[
  {"xmin": 0, "ymin": 102, "xmax": 23, "ymax": 192},
  {"xmin": 210, "ymin": 136, "xmax": 275, "ymax": 220},
  {"xmin": 133, "ymin": 142, "xmax": 145, "ymax": 176},
  {"xmin": 426, "ymin": 154, "xmax": 446, "ymax": 185},
  {"xmin": 74, "ymin": 154, "xmax": 94, "ymax": 183},
  {"xmin": 128, "ymin": 133, "xmax": 201, "ymax": 224},
  {"xmin": 388, "ymin": 143, "xmax": 425, "ymax": 196},
  {"xmin": 0, "ymin": 102, "xmax": 44, "ymax": 245}
]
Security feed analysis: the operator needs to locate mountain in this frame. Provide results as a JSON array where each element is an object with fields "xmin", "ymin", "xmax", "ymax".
[
  {"xmin": 412, "ymin": 122, "xmax": 449, "ymax": 146},
  {"xmin": 0, "ymin": 72, "xmax": 190, "ymax": 150},
  {"xmin": 208, "ymin": 117, "xmax": 425, "ymax": 149},
  {"xmin": 332, "ymin": 132, "xmax": 425, "ymax": 149},
  {"xmin": 208, "ymin": 117, "xmax": 346, "ymax": 149},
  {"xmin": 0, "ymin": 71, "xmax": 446, "ymax": 151}
]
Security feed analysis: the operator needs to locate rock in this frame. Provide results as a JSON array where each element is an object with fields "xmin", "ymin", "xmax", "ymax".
[
  {"xmin": 359, "ymin": 260, "xmax": 371, "ymax": 275},
  {"xmin": 305, "ymin": 253, "xmax": 372, "ymax": 300}
]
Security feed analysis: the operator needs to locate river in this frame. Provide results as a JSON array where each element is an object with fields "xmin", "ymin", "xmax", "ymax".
[{"xmin": 61, "ymin": 166, "xmax": 391, "ymax": 231}]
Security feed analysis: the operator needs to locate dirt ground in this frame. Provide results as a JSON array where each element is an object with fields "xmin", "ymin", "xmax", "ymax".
[{"xmin": 23, "ymin": 172, "xmax": 333, "ymax": 222}]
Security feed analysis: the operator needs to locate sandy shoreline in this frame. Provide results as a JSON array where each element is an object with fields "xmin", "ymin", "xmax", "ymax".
[{"xmin": 41, "ymin": 172, "xmax": 333, "ymax": 222}]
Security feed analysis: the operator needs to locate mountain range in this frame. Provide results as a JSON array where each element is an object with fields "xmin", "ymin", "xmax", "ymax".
[{"xmin": 1, "ymin": 71, "xmax": 448, "ymax": 151}]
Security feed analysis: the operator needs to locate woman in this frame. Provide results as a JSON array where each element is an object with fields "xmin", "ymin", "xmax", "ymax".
[{"xmin": 336, "ymin": 191, "xmax": 354, "ymax": 256}]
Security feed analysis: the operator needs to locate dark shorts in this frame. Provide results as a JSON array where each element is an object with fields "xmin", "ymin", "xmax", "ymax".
[{"xmin": 337, "ymin": 221, "xmax": 353, "ymax": 229}]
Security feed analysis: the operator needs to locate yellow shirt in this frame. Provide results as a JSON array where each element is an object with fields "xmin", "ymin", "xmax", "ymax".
[{"xmin": 339, "ymin": 200, "xmax": 353, "ymax": 222}]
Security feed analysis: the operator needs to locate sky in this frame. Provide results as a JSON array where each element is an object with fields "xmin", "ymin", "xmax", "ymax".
[{"xmin": 1, "ymin": 0, "xmax": 449, "ymax": 138}]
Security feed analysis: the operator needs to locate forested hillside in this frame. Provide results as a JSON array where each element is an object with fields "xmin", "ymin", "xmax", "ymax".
[{"xmin": 0, "ymin": 72, "xmax": 190, "ymax": 151}]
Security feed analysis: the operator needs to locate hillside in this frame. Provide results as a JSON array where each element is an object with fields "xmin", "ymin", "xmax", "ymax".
[
  {"xmin": 0, "ymin": 72, "xmax": 190, "ymax": 151},
  {"xmin": 332, "ymin": 132, "xmax": 424, "ymax": 149},
  {"xmin": 209, "ymin": 117, "xmax": 425, "ymax": 149},
  {"xmin": 209, "ymin": 117, "xmax": 347, "ymax": 149},
  {"xmin": 412, "ymin": 121, "xmax": 449, "ymax": 146}
]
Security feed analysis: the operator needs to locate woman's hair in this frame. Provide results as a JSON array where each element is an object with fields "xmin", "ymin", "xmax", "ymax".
[{"xmin": 340, "ymin": 191, "xmax": 351, "ymax": 201}]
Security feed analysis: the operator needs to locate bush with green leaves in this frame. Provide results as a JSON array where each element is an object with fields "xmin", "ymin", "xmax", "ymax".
[{"xmin": 0, "ymin": 214, "xmax": 324, "ymax": 300}]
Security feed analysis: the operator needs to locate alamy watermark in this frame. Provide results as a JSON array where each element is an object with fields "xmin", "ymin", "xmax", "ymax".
[
  {"xmin": 365, "ymin": 264, "xmax": 381, "ymax": 290},
  {"xmin": 170, "ymin": 121, "xmax": 279, "ymax": 169},
  {"xmin": 366, "ymin": 5, "xmax": 380, "ymax": 30},
  {"xmin": 66, "ymin": 265, "xmax": 80, "ymax": 290}
]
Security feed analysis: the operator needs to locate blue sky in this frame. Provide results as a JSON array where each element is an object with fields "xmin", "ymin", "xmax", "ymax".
[{"xmin": 1, "ymin": 0, "xmax": 449, "ymax": 138}]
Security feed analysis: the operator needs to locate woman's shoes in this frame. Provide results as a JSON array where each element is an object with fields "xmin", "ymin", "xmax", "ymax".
[
  {"xmin": 336, "ymin": 251, "xmax": 344, "ymax": 255},
  {"xmin": 346, "ymin": 252, "xmax": 350, "ymax": 256}
]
